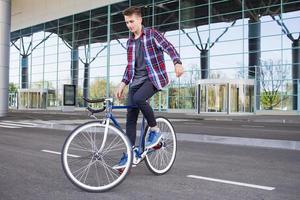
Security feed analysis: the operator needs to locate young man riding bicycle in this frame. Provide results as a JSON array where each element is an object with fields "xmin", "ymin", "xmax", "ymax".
[{"xmin": 114, "ymin": 6, "xmax": 184, "ymax": 169}]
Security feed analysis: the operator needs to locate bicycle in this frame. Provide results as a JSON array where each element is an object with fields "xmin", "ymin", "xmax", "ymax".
[{"xmin": 61, "ymin": 97, "xmax": 177, "ymax": 192}]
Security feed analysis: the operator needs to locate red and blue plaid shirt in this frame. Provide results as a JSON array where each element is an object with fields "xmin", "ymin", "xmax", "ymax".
[{"xmin": 122, "ymin": 27, "xmax": 180, "ymax": 90}]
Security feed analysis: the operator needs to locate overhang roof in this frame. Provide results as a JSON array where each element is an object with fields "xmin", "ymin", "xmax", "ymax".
[{"xmin": 10, "ymin": 0, "xmax": 300, "ymax": 47}]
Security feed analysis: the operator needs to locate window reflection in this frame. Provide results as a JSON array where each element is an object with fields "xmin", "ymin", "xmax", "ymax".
[{"xmin": 8, "ymin": 1, "xmax": 300, "ymax": 112}]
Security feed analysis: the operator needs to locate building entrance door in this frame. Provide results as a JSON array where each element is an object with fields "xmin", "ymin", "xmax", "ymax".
[
  {"xmin": 18, "ymin": 89, "xmax": 56, "ymax": 109},
  {"xmin": 200, "ymin": 83, "xmax": 227, "ymax": 112},
  {"xmin": 197, "ymin": 79, "xmax": 254, "ymax": 114}
]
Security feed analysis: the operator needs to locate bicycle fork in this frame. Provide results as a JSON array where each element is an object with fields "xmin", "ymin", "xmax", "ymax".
[{"xmin": 98, "ymin": 118, "xmax": 110, "ymax": 153}]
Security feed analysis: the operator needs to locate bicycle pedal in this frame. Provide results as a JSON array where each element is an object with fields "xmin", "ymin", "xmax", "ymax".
[
  {"xmin": 117, "ymin": 168, "xmax": 125, "ymax": 175},
  {"xmin": 152, "ymin": 142, "xmax": 163, "ymax": 150}
]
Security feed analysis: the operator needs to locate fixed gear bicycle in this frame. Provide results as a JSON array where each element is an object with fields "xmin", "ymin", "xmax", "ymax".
[{"xmin": 61, "ymin": 97, "xmax": 177, "ymax": 192}]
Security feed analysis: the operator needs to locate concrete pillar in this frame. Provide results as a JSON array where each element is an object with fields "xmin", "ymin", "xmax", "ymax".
[
  {"xmin": 83, "ymin": 63, "xmax": 89, "ymax": 107},
  {"xmin": 71, "ymin": 46, "xmax": 79, "ymax": 87},
  {"xmin": 21, "ymin": 55, "xmax": 28, "ymax": 88},
  {"xmin": 198, "ymin": 50, "xmax": 208, "ymax": 113},
  {"xmin": 248, "ymin": 18, "xmax": 261, "ymax": 111},
  {"xmin": 0, "ymin": 0, "xmax": 11, "ymax": 117},
  {"xmin": 201, "ymin": 50, "xmax": 208, "ymax": 79},
  {"xmin": 292, "ymin": 40, "xmax": 300, "ymax": 110}
]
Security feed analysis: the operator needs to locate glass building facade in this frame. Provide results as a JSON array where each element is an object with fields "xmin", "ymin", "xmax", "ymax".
[{"xmin": 9, "ymin": 0, "xmax": 300, "ymax": 113}]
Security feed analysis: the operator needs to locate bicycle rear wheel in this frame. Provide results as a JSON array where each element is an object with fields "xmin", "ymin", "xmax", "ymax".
[
  {"xmin": 143, "ymin": 117, "xmax": 177, "ymax": 175},
  {"xmin": 61, "ymin": 121, "xmax": 132, "ymax": 192}
]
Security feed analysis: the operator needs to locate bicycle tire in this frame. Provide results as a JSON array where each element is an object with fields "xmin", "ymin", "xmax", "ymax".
[
  {"xmin": 61, "ymin": 121, "xmax": 132, "ymax": 192},
  {"xmin": 143, "ymin": 117, "xmax": 177, "ymax": 175}
]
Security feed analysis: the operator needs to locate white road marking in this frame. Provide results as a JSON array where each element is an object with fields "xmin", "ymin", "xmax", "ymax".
[
  {"xmin": 187, "ymin": 175, "xmax": 275, "ymax": 191},
  {"xmin": 2, "ymin": 120, "xmax": 37, "ymax": 126},
  {"xmin": 0, "ymin": 122, "xmax": 36, "ymax": 128},
  {"xmin": 41, "ymin": 150, "xmax": 80, "ymax": 158},
  {"xmin": 0, "ymin": 124, "xmax": 21, "ymax": 128},
  {"xmin": 241, "ymin": 125, "xmax": 265, "ymax": 128}
]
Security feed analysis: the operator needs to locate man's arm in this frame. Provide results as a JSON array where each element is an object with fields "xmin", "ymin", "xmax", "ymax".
[
  {"xmin": 152, "ymin": 29, "xmax": 181, "ymax": 65},
  {"xmin": 115, "ymin": 81, "xmax": 126, "ymax": 99},
  {"xmin": 121, "ymin": 65, "xmax": 130, "ymax": 85},
  {"xmin": 152, "ymin": 29, "xmax": 184, "ymax": 77}
]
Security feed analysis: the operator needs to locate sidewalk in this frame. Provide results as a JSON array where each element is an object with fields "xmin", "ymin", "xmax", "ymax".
[
  {"xmin": 5, "ymin": 108, "xmax": 300, "ymax": 124},
  {"xmin": 1, "ymin": 109, "xmax": 300, "ymax": 151}
]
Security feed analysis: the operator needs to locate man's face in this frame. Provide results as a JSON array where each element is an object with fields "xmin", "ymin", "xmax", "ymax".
[{"xmin": 124, "ymin": 14, "xmax": 142, "ymax": 33}]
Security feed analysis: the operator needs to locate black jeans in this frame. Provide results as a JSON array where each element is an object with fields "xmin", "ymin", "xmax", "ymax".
[{"xmin": 126, "ymin": 80, "xmax": 158, "ymax": 146}]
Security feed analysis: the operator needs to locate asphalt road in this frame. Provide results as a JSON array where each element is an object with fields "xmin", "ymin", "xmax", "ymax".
[{"xmin": 0, "ymin": 125, "xmax": 300, "ymax": 200}]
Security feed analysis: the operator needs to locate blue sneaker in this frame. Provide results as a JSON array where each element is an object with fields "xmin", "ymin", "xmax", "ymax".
[
  {"xmin": 145, "ymin": 130, "xmax": 162, "ymax": 149},
  {"xmin": 113, "ymin": 152, "xmax": 128, "ymax": 170}
]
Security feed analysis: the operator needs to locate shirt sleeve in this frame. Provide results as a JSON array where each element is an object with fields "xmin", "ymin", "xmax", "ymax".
[
  {"xmin": 152, "ymin": 29, "xmax": 181, "ymax": 65},
  {"xmin": 121, "ymin": 40, "xmax": 131, "ymax": 85},
  {"xmin": 121, "ymin": 66, "xmax": 130, "ymax": 85}
]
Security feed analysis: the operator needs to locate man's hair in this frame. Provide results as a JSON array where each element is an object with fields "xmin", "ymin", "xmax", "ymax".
[{"xmin": 123, "ymin": 6, "xmax": 142, "ymax": 17}]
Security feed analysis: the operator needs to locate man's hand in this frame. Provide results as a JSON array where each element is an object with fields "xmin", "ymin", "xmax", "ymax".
[
  {"xmin": 175, "ymin": 64, "xmax": 184, "ymax": 77},
  {"xmin": 115, "ymin": 82, "xmax": 126, "ymax": 99}
]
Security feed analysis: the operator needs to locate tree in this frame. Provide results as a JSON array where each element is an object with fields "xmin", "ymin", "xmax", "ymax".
[
  {"xmin": 260, "ymin": 60, "xmax": 290, "ymax": 110},
  {"xmin": 8, "ymin": 83, "xmax": 18, "ymax": 93},
  {"xmin": 11, "ymin": 33, "xmax": 54, "ymax": 89}
]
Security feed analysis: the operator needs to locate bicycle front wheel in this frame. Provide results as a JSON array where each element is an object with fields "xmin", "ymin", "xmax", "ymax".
[
  {"xmin": 61, "ymin": 121, "xmax": 132, "ymax": 192},
  {"xmin": 144, "ymin": 117, "xmax": 177, "ymax": 175}
]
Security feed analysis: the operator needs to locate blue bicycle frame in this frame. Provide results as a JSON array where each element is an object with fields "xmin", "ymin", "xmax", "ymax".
[{"xmin": 104, "ymin": 101, "xmax": 147, "ymax": 158}]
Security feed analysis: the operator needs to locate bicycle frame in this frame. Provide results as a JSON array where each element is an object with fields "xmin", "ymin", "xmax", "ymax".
[{"xmin": 99, "ymin": 99, "xmax": 148, "ymax": 160}]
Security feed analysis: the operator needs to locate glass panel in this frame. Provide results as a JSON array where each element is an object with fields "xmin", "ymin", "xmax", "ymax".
[
  {"xmin": 152, "ymin": 89, "xmax": 168, "ymax": 111},
  {"xmin": 245, "ymin": 84, "xmax": 254, "ymax": 112},
  {"xmin": 8, "ymin": 0, "xmax": 300, "ymax": 112},
  {"xmin": 154, "ymin": 0, "xmax": 179, "ymax": 32},
  {"xmin": 259, "ymin": 59, "xmax": 291, "ymax": 110},
  {"xmin": 207, "ymin": 84, "xmax": 227, "ymax": 112},
  {"xmin": 230, "ymin": 83, "xmax": 238, "ymax": 112},
  {"xmin": 200, "ymin": 85, "xmax": 207, "ymax": 112}
]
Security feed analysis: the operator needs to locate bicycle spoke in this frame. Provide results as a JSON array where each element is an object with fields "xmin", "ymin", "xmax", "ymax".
[
  {"xmin": 74, "ymin": 158, "xmax": 95, "ymax": 182},
  {"xmin": 102, "ymin": 135, "xmax": 123, "ymax": 154},
  {"xmin": 103, "ymin": 146, "xmax": 127, "ymax": 155},
  {"xmin": 100, "ymin": 158, "xmax": 119, "ymax": 184},
  {"xmin": 94, "ymin": 161, "xmax": 101, "ymax": 186},
  {"xmin": 62, "ymin": 122, "xmax": 131, "ymax": 192},
  {"xmin": 69, "ymin": 143, "xmax": 92, "ymax": 153}
]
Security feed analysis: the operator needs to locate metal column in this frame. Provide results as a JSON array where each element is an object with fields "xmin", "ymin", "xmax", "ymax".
[
  {"xmin": 298, "ymin": 79, "xmax": 300, "ymax": 115},
  {"xmin": 248, "ymin": 18, "xmax": 261, "ymax": 111},
  {"xmin": 0, "ymin": 0, "xmax": 11, "ymax": 117},
  {"xmin": 292, "ymin": 40, "xmax": 300, "ymax": 110},
  {"xmin": 106, "ymin": 5, "xmax": 111, "ymax": 98},
  {"xmin": 201, "ymin": 50, "xmax": 208, "ymax": 79}
]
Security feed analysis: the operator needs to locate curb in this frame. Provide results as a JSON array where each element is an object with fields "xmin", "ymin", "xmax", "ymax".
[{"xmin": 35, "ymin": 123, "xmax": 300, "ymax": 151}]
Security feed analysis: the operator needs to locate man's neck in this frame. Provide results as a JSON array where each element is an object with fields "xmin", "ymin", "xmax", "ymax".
[{"xmin": 134, "ymin": 26, "xmax": 142, "ymax": 39}]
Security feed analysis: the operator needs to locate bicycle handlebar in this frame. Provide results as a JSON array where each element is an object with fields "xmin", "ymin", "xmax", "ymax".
[
  {"xmin": 84, "ymin": 97, "xmax": 135, "ymax": 115},
  {"xmin": 83, "ymin": 97, "xmax": 106, "ymax": 103}
]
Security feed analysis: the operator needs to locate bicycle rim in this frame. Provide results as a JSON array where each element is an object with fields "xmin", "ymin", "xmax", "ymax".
[
  {"xmin": 144, "ymin": 117, "xmax": 177, "ymax": 175},
  {"xmin": 61, "ymin": 121, "xmax": 132, "ymax": 192}
]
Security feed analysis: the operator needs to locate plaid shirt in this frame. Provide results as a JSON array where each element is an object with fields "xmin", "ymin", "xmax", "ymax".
[{"xmin": 122, "ymin": 27, "xmax": 180, "ymax": 90}]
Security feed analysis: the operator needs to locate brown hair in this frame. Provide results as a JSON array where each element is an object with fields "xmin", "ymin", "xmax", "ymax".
[{"xmin": 122, "ymin": 6, "xmax": 142, "ymax": 17}]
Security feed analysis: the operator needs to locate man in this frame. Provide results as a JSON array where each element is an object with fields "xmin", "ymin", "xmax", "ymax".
[{"xmin": 114, "ymin": 6, "xmax": 183, "ymax": 169}]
